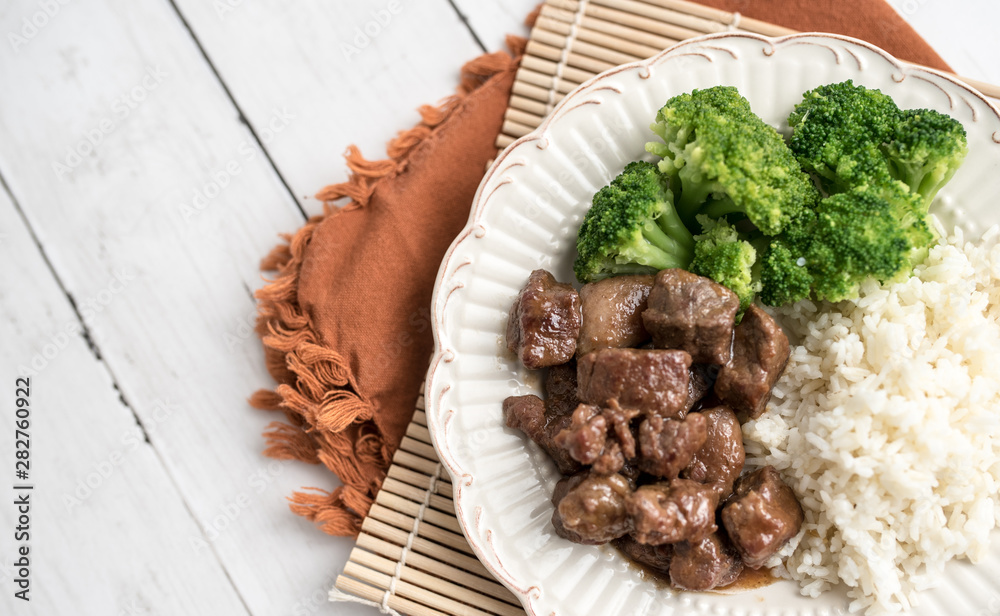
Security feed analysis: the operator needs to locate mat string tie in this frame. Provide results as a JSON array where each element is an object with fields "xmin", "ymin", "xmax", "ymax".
[
  {"xmin": 728, "ymin": 11, "xmax": 742, "ymax": 31},
  {"xmin": 330, "ymin": 462, "xmax": 444, "ymax": 614},
  {"xmin": 330, "ymin": 586, "xmax": 404, "ymax": 616},
  {"xmin": 548, "ymin": 0, "xmax": 590, "ymax": 115}
]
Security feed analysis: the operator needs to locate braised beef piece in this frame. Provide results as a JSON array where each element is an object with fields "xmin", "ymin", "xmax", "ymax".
[
  {"xmin": 502, "ymin": 395, "xmax": 580, "ymax": 475},
  {"xmin": 625, "ymin": 479, "xmax": 718, "ymax": 546},
  {"xmin": 681, "ymin": 406, "xmax": 745, "ymax": 499},
  {"xmin": 642, "ymin": 269, "xmax": 739, "ymax": 365},
  {"xmin": 614, "ymin": 535, "xmax": 673, "ymax": 575},
  {"xmin": 577, "ymin": 348, "xmax": 692, "ymax": 419},
  {"xmin": 506, "ymin": 269, "xmax": 582, "ymax": 369},
  {"xmin": 602, "ymin": 400, "xmax": 639, "ymax": 460},
  {"xmin": 554, "ymin": 404, "xmax": 606, "ymax": 466},
  {"xmin": 721, "ymin": 466, "xmax": 804, "ymax": 569},
  {"xmin": 594, "ymin": 401, "xmax": 640, "ymax": 476},
  {"xmin": 551, "ymin": 471, "xmax": 632, "ymax": 545},
  {"xmin": 714, "ymin": 305, "xmax": 790, "ymax": 419},
  {"xmin": 545, "ymin": 362, "xmax": 579, "ymax": 416},
  {"xmin": 577, "ymin": 275, "xmax": 654, "ymax": 356},
  {"xmin": 637, "ymin": 414, "xmax": 707, "ymax": 479},
  {"xmin": 618, "ymin": 456, "xmax": 642, "ymax": 485},
  {"xmin": 554, "ymin": 401, "xmax": 639, "ymax": 476},
  {"xmin": 669, "ymin": 532, "xmax": 744, "ymax": 591},
  {"xmin": 684, "ymin": 364, "xmax": 718, "ymax": 412}
]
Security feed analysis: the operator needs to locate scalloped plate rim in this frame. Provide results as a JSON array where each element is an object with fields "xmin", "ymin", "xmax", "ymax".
[{"xmin": 425, "ymin": 31, "xmax": 1000, "ymax": 616}]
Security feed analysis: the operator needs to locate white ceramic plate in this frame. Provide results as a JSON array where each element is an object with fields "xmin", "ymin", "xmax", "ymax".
[{"xmin": 426, "ymin": 33, "xmax": 1000, "ymax": 616}]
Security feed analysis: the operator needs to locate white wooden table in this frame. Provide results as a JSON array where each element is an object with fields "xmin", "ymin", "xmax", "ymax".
[{"xmin": 1, "ymin": 1, "xmax": 997, "ymax": 614}]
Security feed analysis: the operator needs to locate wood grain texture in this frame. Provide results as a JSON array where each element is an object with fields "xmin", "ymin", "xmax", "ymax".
[
  {"xmin": 0, "ymin": 186, "xmax": 248, "ymax": 615},
  {"xmin": 1, "ymin": 0, "xmax": 998, "ymax": 614},
  {"xmin": 170, "ymin": 0, "xmax": 486, "ymax": 217},
  {"xmin": 0, "ymin": 0, "xmax": 357, "ymax": 613},
  {"xmin": 452, "ymin": 0, "xmax": 541, "ymax": 51}
]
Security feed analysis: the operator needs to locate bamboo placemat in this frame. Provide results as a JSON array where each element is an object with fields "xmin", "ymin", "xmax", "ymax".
[
  {"xmin": 332, "ymin": 389, "xmax": 524, "ymax": 616},
  {"xmin": 333, "ymin": 2, "xmax": 1000, "ymax": 614},
  {"xmin": 496, "ymin": 0, "xmax": 1000, "ymax": 149}
]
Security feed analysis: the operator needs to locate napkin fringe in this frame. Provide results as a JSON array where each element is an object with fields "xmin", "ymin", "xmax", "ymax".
[{"xmin": 249, "ymin": 46, "xmax": 523, "ymax": 537}]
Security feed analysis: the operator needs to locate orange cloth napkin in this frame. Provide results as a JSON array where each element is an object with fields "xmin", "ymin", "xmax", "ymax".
[{"xmin": 250, "ymin": 1, "xmax": 950, "ymax": 536}]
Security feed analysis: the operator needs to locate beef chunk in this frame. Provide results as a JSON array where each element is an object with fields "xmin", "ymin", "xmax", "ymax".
[
  {"xmin": 503, "ymin": 395, "xmax": 547, "ymax": 439},
  {"xmin": 502, "ymin": 395, "xmax": 580, "ymax": 475},
  {"xmin": 577, "ymin": 275, "xmax": 654, "ymax": 356},
  {"xmin": 615, "ymin": 535, "xmax": 673, "ymax": 575},
  {"xmin": 669, "ymin": 532, "xmax": 744, "ymax": 591},
  {"xmin": 618, "ymin": 456, "xmax": 642, "ymax": 485},
  {"xmin": 544, "ymin": 362, "xmax": 581, "ymax": 443},
  {"xmin": 714, "ymin": 305, "xmax": 790, "ymax": 419},
  {"xmin": 682, "ymin": 405, "xmax": 745, "ymax": 499},
  {"xmin": 721, "ymin": 466, "xmax": 804, "ymax": 569},
  {"xmin": 642, "ymin": 269, "xmax": 739, "ymax": 365},
  {"xmin": 545, "ymin": 362, "xmax": 579, "ymax": 415},
  {"xmin": 684, "ymin": 364, "xmax": 718, "ymax": 412},
  {"xmin": 577, "ymin": 348, "xmax": 692, "ymax": 419},
  {"xmin": 506, "ymin": 269, "xmax": 582, "ymax": 369},
  {"xmin": 592, "ymin": 401, "xmax": 640, "ymax": 476},
  {"xmin": 625, "ymin": 479, "xmax": 718, "ymax": 546},
  {"xmin": 552, "ymin": 472, "xmax": 632, "ymax": 545},
  {"xmin": 555, "ymin": 402, "xmax": 639, "ymax": 476},
  {"xmin": 638, "ymin": 414, "xmax": 707, "ymax": 479},
  {"xmin": 554, "ymin": 404, "xmax": 606, "ymax": 466}
]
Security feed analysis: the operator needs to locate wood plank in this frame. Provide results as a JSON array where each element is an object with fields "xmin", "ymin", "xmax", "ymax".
[
  {"xmin": 0, "ymin": 186, "xmax": 248, "ymax": 615},
  {"xmin": 0, "ymin": 0, "xmax": 368, "ymax": 614},
  {"xmin": 170, "ymin": 0, "xmax": 486, "ymax": 217},
  {"xmin": 451, "ymin": 0, "xmax": 541, "ymax": 53}
]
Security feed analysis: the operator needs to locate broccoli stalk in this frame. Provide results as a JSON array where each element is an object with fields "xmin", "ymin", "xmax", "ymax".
[
  {"xmin": 645, "ymin": 86, "xmax": 819, "ymax": 236},
  {"xmin": 574, "ymin": 161, "xmax": 695, "ymax": 283},
  {"xmin": 689, "ymin": 215, "xmax": 761, "ymax": 312}
]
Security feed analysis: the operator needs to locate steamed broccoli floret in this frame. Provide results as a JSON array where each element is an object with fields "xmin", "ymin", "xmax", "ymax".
[
  {"xmin": 788, "ymin": 80, "xmax": 900, "ymax": 193},
  {"xmin": 645, "ymin": 86, "xmax": 819, "ymax": 236},
  {"xmin": 759, "ymin": 240, "xmax": 812, "ymax": 306},
  {"xmin": 883, "ymin": 108, "xmax": 968, "ymax": 208},
  {"xmin": 759, "ymin": 187, "xmax": 918, "ymax": 304},
  {"xmin": 807, "ymin": 190, "xmax": 913, "ymax": 301},
  {"xmin": 574, "ymin": 161, "xmax": 695, "ymax": 283},
  {"xmin": 873, "ymin": 180, "xmax": 936, "ymax": 259},
  {"xmin": 788, "ymin": 80, "xmax": 968, "ymax": 208},
  {"xmin": 690, "ymin": 215, "xmax": 760, "ymax": 312}
]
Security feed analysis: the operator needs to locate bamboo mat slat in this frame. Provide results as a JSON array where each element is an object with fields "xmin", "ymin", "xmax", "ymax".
[
  {"xmin": 495, "ymin": 0, "xmax": 1000, "ymax": 149},
  {"xmin": 334, "ymin": 384, "xmax": 525, "ymax": 615},
  {"xmin": 335, "ymin": 3, "xmax": 1000, "ymax": 614}
]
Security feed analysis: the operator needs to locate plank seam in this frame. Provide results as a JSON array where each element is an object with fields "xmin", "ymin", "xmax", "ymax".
[
  {"xmin": 164, "ymin": 0, "xmax": 307, "ymax": 220},
  {"xmin": 444, "ymin": 0, "xmax": 489, "ymax": 53},
  {"xmin": 0, "ymin": 171, "xmax": 254, "ymax": 616}
]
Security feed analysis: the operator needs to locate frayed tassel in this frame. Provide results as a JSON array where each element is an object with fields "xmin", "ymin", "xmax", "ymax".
[
  {"xmin": 262, "ymin": 421, "xmax": 320, "ymax": 464},
  {"xmin": 251, "ymin": 44, "xmax": 521, "ymax": 537}
]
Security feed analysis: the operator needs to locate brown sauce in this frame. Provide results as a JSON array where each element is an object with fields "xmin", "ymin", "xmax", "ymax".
[
  {"xmin": 619, "ymin": 547, "xmax": 779, "ymax": 593},
  {"xmin": 720, "ymin": 565, "xmax": 778, "ymax": 591}
]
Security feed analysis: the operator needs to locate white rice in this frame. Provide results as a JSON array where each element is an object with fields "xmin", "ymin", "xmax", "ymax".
[{"xmin": 743, "ymin": 223, "xmax": 1000, "ymax": 615}]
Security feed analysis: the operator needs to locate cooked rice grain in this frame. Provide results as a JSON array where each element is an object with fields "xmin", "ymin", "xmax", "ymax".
[{"xmin": 744, "ymin": 225, "xmax": 1000, "ymax": 615}]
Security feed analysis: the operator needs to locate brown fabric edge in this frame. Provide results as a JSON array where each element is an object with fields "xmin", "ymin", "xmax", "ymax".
[{"xmin": 249, "ymin": 44, "xmax": 525, "ymax": 537}]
